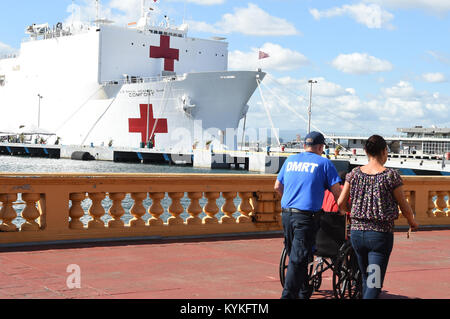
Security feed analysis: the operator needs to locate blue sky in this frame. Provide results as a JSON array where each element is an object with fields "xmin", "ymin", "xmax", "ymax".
[{"xmin": 1, "ymin": 0, "xmax": 449, "ymax": 138}]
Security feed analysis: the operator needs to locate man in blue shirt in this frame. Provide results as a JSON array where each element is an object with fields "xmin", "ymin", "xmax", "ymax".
[{"xmin": 275, "ymin": 131, "xmax": 342, "ymax": 299}]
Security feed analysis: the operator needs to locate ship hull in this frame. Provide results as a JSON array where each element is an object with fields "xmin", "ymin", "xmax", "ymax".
[{"xmin": 0, "ymin": 70, "xmax": 265, "ymax": 153}]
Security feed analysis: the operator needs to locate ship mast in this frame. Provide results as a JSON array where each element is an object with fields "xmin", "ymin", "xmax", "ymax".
[
  {"xmin": 141, "ymin": 0, "xmax": 146, "ymax": 18},
  {"xmin": 95, "ymin": 0, "xmax": 100, "ymax": 28}
]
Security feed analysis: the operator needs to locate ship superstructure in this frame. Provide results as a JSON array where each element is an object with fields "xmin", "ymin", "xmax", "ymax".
[{"xmin": 0, "ymin": 1, "xmax": 264, "ymax": 152}]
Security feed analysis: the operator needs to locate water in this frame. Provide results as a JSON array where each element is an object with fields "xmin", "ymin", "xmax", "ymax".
[
  {"xmin": 0, "ymin": 155, "xmax": 259, "ymax": 228},
  {"xmin": 0, "ymin": 155, "xmax": 257, "ymax": 175}
]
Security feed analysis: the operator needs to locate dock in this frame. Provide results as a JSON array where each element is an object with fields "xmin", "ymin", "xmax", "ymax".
[
  {"xmin": 0, "ymin": 172, "xmax": 448, "ymax": 300},
  {"xmin": 0, "ymin": 230, "xmax": 448, "ymax": 299}
]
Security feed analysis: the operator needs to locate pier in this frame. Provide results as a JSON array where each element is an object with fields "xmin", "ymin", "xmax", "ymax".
[
  {"xmin": 0, "ymin": 173, "xmax": 448, "ymax": 299},
  {"xmin": 0, "ymin": 230, "xmax": 448, "ymax": 299}
]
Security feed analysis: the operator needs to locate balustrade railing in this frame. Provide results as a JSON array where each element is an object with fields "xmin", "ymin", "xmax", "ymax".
[
  {"xmin": 0, "ymin": 174, "xmax": 448, "ymax": 245},
  {"xmin": 0, "ymin": 174, "xmax": 281, "ymax": 245}
]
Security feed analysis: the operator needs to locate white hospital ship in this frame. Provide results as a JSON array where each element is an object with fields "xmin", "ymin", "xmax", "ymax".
[{"xmin": 0, "ymin": 1, "xmax": 264, "ymax": 153}]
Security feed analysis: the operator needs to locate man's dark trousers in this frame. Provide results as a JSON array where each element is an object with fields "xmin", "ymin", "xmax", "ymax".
[{"xmin": 281, "ymin": 210, "xmax": 316, "ymax": 299}]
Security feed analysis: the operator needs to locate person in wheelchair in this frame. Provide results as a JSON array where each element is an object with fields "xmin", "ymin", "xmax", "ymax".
[{"xmin": 275, "ymin": 132, "xmax": 342, "ymax": 299}]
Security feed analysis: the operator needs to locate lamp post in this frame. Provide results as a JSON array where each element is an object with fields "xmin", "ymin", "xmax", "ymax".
[
  {"xmin": 308, "ymin": 80, "xmax": 317, "ymax": 134},
  {"xmin": 37, "ymin": 94, "xmax": 43, "ymax": 128}
]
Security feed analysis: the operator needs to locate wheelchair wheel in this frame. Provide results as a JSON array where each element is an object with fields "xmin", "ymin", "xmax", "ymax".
[
  {"xmin": 332, "ymin": 242, "xmax": 362, "ymax": 299},
  {"xmin": 310, "ymin": 257, "xmax": 324, "ymax": 291},
  {"xmin": 347, "ymin": 249, "xmax": 362, "ymax": 299},
  {"xmin": 279, "ymin": 248, "xmax": 319, "ymax": 296},
  {"xmin": 279, "ymin": 247, "xmax": 288, "ymax": 288}
]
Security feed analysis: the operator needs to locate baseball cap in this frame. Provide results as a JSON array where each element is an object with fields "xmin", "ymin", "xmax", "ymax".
[{"xmin": 304, "ymin": 131, "xmax": 326, "ymax": 146}]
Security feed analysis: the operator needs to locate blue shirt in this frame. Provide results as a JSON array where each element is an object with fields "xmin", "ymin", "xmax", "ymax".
[{"xmin": 277, "ymin": 152, "xmax": 341, "ymax": 212}]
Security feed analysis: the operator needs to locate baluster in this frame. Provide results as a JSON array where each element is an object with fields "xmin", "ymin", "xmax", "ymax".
[
  {"xmin": 237, "ymin": 192, "xmax": 253, "ymax": 223},
  {"xmin": 434, "ymin": 191, "xmax": 447, "ymax": 218},
  {"xmin": 21, "ymin": 193, "xmax": 41, "ymax": 231},
  {"xmin": 446, "ymin": 191, "xmax": 450, "ymax": 217},
  {"xmin": 70, "ymin": 193, "xmax": 86, "ymax": 230},
  {"xmin": 428, "ymin": 191, "xmax": 437, "ymax": 218},
  {"xmin": 108, "ymin": 193, "xmax": 126, "ymax": 229},
  {"xmin": 168, "ymin": 192, "xmax": 184, "ymax": 226},
  {"xmin": 148, "ymin": 192, "xmax": 164, "ymax": 226},
  {"xmin": 221, "ymin": 192, "xmax": 237, "ymax": 224},
  {"xmin": 129, "ymin": 193, "xmax": 147, "ymax": 228},
  {"xmin": 88, "ymin": 192, "xmax": 106, "ymax": 229},
  {"xmin": 203, "ymin": 192, "xmax": 220, "ymax": 224},
  {"xmin": 0, "ymin": 194, "xmax": 18, "ymax": 232},
  {"xmin": 187, "ymin": 192, "xmax": 203, "ymax": 225}
]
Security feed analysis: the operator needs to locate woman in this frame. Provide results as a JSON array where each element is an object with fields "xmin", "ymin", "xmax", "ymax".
[{"xmin": 338, "ymin": 135, "xmax": 419, "ymax": 299}]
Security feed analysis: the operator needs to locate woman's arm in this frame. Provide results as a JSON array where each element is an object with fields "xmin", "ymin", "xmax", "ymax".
[
  {"xmin": 393, "ymin": 185, "xmax": 419, "ymax": 231},
  {"xmin": 337, "ymin": 182, "xmax": 351, "ymax": 214}
]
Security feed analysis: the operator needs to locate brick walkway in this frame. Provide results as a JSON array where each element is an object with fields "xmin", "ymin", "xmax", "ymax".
[{"xmin": 0, "ymin": 230, "xmax": 448, "ymax": 299}]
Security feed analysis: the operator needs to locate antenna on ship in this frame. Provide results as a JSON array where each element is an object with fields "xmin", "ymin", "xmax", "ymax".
[
  {"xmin": 71, "ymin": 0, "xmax": 75, "ymax": 28},
  {"xmin": 141, "ymin": 0, "xmax": 146, "ymax": 18},
  {"xmin": 95, "ymin": 0, "xmax": 100, "ymax": 28}
]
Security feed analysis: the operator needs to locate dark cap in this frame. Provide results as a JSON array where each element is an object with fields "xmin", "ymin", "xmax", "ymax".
[{"xmin": 304, "ymin": 131, "xmax": 326, "ymax": 146}]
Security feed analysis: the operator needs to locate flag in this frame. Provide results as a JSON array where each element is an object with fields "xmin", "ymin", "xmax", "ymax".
[{"xmin": 259, "ymin": 51, "xmax": 270, "ymax": 60}]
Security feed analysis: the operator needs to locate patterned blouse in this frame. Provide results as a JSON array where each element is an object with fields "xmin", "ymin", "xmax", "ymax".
[{"xmin": 346, "ymin": 167, "xmax": 403, "ymax": 233}]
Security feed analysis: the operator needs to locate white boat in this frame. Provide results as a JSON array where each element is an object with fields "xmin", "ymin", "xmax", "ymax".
[{"xmin": 0, "ymin": 1, "xmax": 264, "ymax": 153}]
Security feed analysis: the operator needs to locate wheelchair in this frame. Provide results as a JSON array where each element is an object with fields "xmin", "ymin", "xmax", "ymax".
[{"xmin": 279, "ymin": 211, "xmax": 362, "ymax": 299}]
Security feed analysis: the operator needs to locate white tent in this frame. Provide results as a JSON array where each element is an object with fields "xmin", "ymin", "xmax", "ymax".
[{"xmin": 18, "ymin": 124, "xmax": 55, "ymax": 136}]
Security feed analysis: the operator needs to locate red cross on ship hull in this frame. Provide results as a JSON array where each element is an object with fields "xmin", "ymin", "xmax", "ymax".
[
  {"xmin": 150, "ymin": 35, "xmax": 180, "ymax": 72},
  {"xmin": 129, "ymin": 104, "xmax": 168, "ymax": 147}
]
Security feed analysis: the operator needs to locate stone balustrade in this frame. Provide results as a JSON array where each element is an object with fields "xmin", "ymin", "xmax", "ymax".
[{"xmin": 0, "ymin": 174, "xmax": 448, "ymax": 245}]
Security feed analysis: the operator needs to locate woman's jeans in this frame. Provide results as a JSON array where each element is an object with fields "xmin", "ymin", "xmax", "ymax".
[
  {"xmin": 350, "ymin": 230, "xmax": 394, "ymax": 299},
  {"xmin": 281, "ymin": 211, "xmax": 316, "ymax": 299}
]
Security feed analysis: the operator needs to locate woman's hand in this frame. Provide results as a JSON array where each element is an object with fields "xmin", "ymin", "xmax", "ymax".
[{"xmin": 408, "ymin": 219, "xmax": 419, "ymax": 232}]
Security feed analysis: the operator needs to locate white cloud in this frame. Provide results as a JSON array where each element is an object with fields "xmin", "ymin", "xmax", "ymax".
[
  {"xmin": 229, "ymin": 43, "xmax": 308, "ymax": 72},
  {"xmin": 331, "ymin": 53, "xmax": 393, "ymax": 75},
  {"xmin": 365, "ymin": 0, "xmax": 450, "ymax": 14},
  {"xmin": 382, "ymin": 81, "xmax": 417, "ymax": 98},
  {"xmin": 248, "ymin": 76, "xmax": 450, "ymax": 135},
  {"xmin": 422, "ymin": 72, "xmax": 447, "ymax": 83},
  {"xmin": 310, "ymin": 3, "xmax": 394, "ymax": 29},
  {"xmin": 427, "ymin": 51, "xmax": 450, "ymax": 65},
  {"xmin": 66, "ymin": 0, "xmax": 158, "ymax": 26},
  {"xmin": 0, "ymin": 42, "xmax": 17, "ymax": 56},
  {"xmin": 189, "ymin": 3, "xmax": 300, "ymax": 36},
  {"xmin": 168, "ymin": 0, "xmax": 225, "ymax": 5}
]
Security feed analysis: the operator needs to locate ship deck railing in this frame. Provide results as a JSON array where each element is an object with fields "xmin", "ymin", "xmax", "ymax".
[{"xmin": 102, "ymin": 74, "xmax": 186, "ymax": 86}]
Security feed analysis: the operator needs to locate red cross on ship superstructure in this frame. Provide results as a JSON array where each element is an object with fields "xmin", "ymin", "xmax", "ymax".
[
  {"xmin": 129, "ymin": 104, "xmax": 168, "ymax": 147},
  {"xmin": 150, "ymin": 35, "xmax": 180, "ymax": 72}
]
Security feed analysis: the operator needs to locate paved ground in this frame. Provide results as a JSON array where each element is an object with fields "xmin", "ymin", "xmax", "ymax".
[{"xmin": 0, "ymin": 230, "xmax": 449, "ymax": 299}]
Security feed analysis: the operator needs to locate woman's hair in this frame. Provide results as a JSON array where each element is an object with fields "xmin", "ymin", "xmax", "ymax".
[
  {"xmin": 339, "ymin": 171, "xmax": 347, "ymax": 185},
  {"xmin": 364, "ymin": 135, "xmax": 387, "ymax": 157}
]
